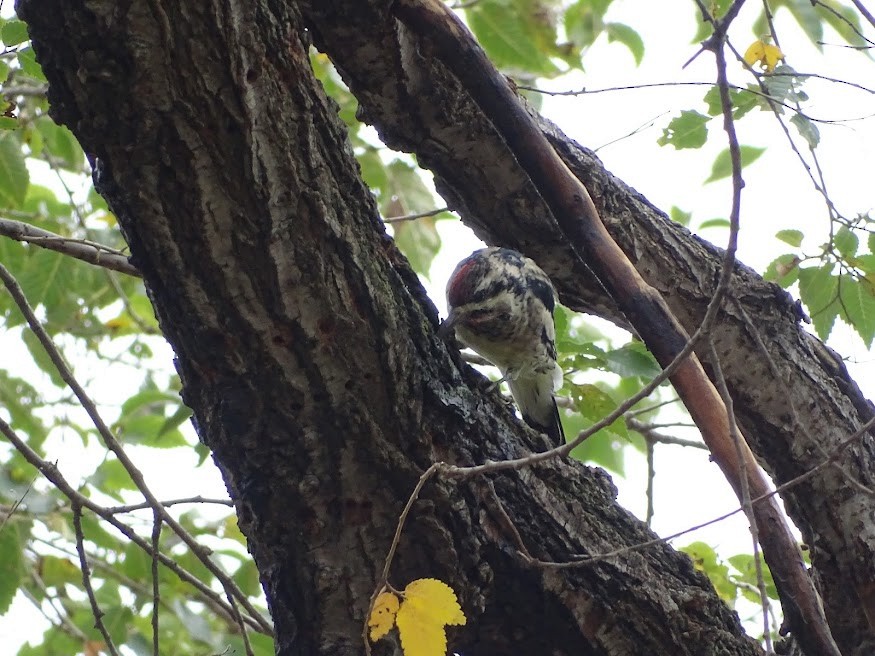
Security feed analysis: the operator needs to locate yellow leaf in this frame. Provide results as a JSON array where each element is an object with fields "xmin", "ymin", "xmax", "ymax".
[
  {"xmin": 104, "ymin": 316, "xmax": 133, "ymax": 331},
  {"xmin": 743, "ymin": 40, "xmax": 783, "ymax": 73},
  {"xmin": 368, "ymin": 591, "xmax": 400, "ymax": 642},
  {"xmin": 396, "ymin": 579, "xmax": 466, "ymax": 656}
]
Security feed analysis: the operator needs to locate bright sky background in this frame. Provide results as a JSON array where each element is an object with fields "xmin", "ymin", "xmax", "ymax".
[{"xmin": 2, "ymin": 0, "xmax": 874, "ymax": 649}]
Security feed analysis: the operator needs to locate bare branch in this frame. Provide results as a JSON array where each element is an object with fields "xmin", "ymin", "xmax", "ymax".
[
  {"xmin": 0, "ymin": 414, "xmax": 272, "ymax": 635},
  {"xmin": 72, "ymin": 503, "xmax": 121, "ymax": 656},
  {"xmin": 0, "ymin": 217, "xmax": 140, "ymax": 277},
  {"xmin": 383, "ymin": 206, "xmax": 450, "ymax": 223},
  {"xmin": 0, "ymin": 262, "xmax": 272, "ymax": 635}
]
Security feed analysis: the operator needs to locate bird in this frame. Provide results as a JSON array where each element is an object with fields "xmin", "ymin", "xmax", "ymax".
[{"xmin": 441, "ymin": 247, "xmax": 565, "ymax": 447}]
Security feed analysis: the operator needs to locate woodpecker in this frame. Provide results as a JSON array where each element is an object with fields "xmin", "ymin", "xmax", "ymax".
[{"xmin": 442, "ymin": 247, "xmax": 565, "ymax": 447}]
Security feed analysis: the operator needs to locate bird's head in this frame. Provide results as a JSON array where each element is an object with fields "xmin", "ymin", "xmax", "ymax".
[{"xmin": 441, "ymin": 247, "xmax": 545, "ymax": 340}]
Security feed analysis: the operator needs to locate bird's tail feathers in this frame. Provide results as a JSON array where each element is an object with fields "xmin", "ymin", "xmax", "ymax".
[{"xmin": 508, "ymin": 375, "xmax": 565, "ymax": 448}]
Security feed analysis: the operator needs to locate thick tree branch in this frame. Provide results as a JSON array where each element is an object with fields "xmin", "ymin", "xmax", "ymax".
[
  {"xmin": 390, "ymin": 2, "xmax": 836, "ymax": 653},
  {"xmin": 16, "ymin": 0, "xmax": 772, "ymax": 653},
  {"xmin": 301, "ymin": 2, "xmax": 875, "ymax": 652}
]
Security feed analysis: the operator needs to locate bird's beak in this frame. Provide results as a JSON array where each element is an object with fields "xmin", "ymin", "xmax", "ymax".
[{"xmin": 439, "ymin": 308, "xmax": 458, "ymax": 338}]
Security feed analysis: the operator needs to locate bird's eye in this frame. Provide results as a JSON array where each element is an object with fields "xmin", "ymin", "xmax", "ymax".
[{"xmin": 469, "ymin": 308, "xmax": 490, "ymax": 321}]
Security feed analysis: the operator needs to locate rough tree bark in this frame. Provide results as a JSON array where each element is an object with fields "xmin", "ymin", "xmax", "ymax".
[{"xmin": 16, "ymin": 1, "xmax": 875, "ymax": 656}]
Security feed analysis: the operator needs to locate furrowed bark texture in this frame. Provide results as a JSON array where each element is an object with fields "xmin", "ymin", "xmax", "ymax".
[
  {"xmin": 18, "ymin": 1, "xmax": 765, "ymax": 655},
  {"xmin": 300, "ymin": 2, "xmax": 875, "ymax": 654}
]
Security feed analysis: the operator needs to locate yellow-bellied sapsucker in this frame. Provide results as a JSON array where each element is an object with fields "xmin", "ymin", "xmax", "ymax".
[{"xmin": 442, "ymin": 247, "xmax": 565, "ymax": 447}]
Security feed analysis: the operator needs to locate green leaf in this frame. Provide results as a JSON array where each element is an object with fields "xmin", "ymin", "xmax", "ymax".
[
  {"xmin": 0, "ymin": 116, "xmax": 18, "ymax": 130},
  {"xmin": 0, "ymin": 59, "xmax": 9, "ymax": 83},
  {"xmin": 703, "ymin": 85, "xmax": 759, "ymax": 119},
  {"xmin": 467, "ymin": 0, "xmax": 561, "ymax": 76},
  {"xmin": 790, "ymin": 113, "xmax": 820, "ymax": 149},
  {"xmin": 0, "ymin": 133, "xmax": 29, "ymax": 208},
  {"xmin": 603, "ymin": 342, "xmax": 661, "ymax": 379},
  {"xmin": 819, "ymin": 1, "xmax": 869, "ymax": 48},
  {"xmin": 123, "ymin": 541, "xmax": 152, "ymax": 581},
  {"xmin": 116, "ymin": 390, "xmax": 190, "ymax": 447},
  {"xmin": 90, "ymin": 458, "xmax": 138, "ymax": 500},
  {"xmin": 384, "ymin": 160, "xmax": 436, "ymax": 215},
  {"xmin": 564, "ymin": 0, "xmax": 613, "ymax": 50},
  {"xmin": 869, "ymin": 231, "xmax": 875, "ymax": 255},
  {"xmin": 776, "ymin": 229, "xmax": 804, "ymax": 247},
  {"xmin": 232, "ymin": 559, "xmax": 261, "ymax": 597},
  {"xmin": 391, "ymin": 215, "xmax": 442, "ymax": 278},
  {"xmin": 22, "ymin": 330, "xmax": 67, "ymax": 388},
  {"xmin": 565, "ymin": 413, "xmax": 625, "ymax": 475},
  {"xmin": 36, "ymin": 116, "xmax": 85, "ymax": 171},
  {"xmin": 383, "ymin": 160, "xmax": 443, "ymax": 275},
  {"xmin": 705, "ymin": 146, "xmax": 765, "ymax": 183},
  {"xmin": 785, "ymin": 0, "xmax": 824, "ymax": 48},
  {"xmin": 15, "ymin": 248, "xmax": 85, "ymax": 337},
  {"xmin": 172, "ymin": 598, "xmax": 215, "ymax": 645},
  {"xmin": 159, "ymin": 403, "xmax": 193, "ymax": 437},
  {"xmin": 19, "ymin": 627, "xmax": 80, "ymax": 655},
  {"xmin": 570, "ymin": 383, "xmax": 628, "ymax": 440},
  {"xmin": 764, "ymin": 254, "xmax": 801, "ymax": 288},
  {"xmin": 798, "ymin": 263, "xmax": 839, "ymax": 340},
  {"xmin": 855, "ymin": 254, "xmax": 875, "ymax": 278},
  {"xmin": 357, "ymin": 149, "xmax": 388, "ymax": 197},
  {"xmin": 1, "ymin": 19, "xmax": 29, "ymax": 46},
  {"xmin": 605, "ymin": 22, "xmax": 644, "ymax": 65},
  {"xmin": 22, "ymin": 183, "xmax": 71, "ymax": 218},
  {"xmin": 698, "ymin": 218, "xmax": 730, "ymax": 230},
  {"xmin": 693, "ymin": 0, "xmax": 733, "ymax": 41},
  {"xmin": 680, "ymin": 541, "xmax": 737, "ymax": 604},
  {"xmin": 0, "ymin": 370, "xmax": 49, "ymax": 446},
  {"xmin": 728, "ymin": 553, "xmax": 778, "ymax": 600},
  {"xmin": 834, "ymin": 226, "xmax": 859, "ymax": 259},
  {"xmin": 763, "ymin": 64, "xmax": 806, "ymax": 104},
  {"xmin": 15, "ymin": 47, "xmax": 47, "ymax": 82},
  {"xmin": 839, "ymin": 276, "xmax": 875, "ymax": 348},
  {"xmin": 97, "ymin": 605, "xmax": 134, "ymax": 646},
  {"xmin": 39, "ymin": 555, "xmax": 80, "ymax": 589},
  {"xmin": 79, "ymin": 514, "xmax": 122, "ymax": 550},
  {"xmin": 658, "ymin": 110, "xmax": 709, "ymax": 150},
  {"xmin": 0, "ymin": 521, "xmax": 25, "ymax": 613},
  {"xmin": 670, "ymin": 206, "xmax": 691, "ymax": 227}
]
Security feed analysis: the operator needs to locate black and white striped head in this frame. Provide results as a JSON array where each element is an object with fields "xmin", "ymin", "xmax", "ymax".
[{"xmin": 442, "ymin": 247, "xmax": 556, "ymax": 343}]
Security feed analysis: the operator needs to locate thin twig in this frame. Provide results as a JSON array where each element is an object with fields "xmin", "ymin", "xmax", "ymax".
[
  {"xmin": 0, "ymin": 217, "xmax": 140, "ymax": 277},
  {"xmin": 710, "ymin": 339, "xmax": 773, "ymax": 654},
  {"xmin": 518, "ymin": 415, "xmax": 875, "ymax": 570},
  {"xmin": 105, "ymin": 496, "xmax": 234, "ymax": 514},
  {"xmin": 626, "ymin": 417, "xmax": 708, "ymax": 450},
  {"xmin": 27, "ymin": 535, "xmax": 247, "ymax": 633},
  {"xmin": 73, "ymin": 503, "xmax": 121, "ymax": 656},
  {"xmin": 227, "ymin": 593, "xmax": 256, "ymax": 656},
  {"xmin": 0, "ymin": 415, "xmax": 272, "ymax": 636},
  {"xmin": 850, "ymin": 0, "xmax": 875, "ymax": 31},
  {"xmin": 0, "ymin": 263, "xmax": 273, "ymax": 635},
  {"xmin": 364, "ymin": 462, "xmax": 443, "ymax": 654},
  {"xmin": 645, "ymin": 438, "xmax": 655, "ymax": 526},
  {"xmin": 151, "ymin": 510, "xmax": 161, "ymax": 656},
  {"xmin": 483, "ymin": 478, "xmax": 531, "ymax": 557},
  {"xmin": 24, "ymin": 573, "xmax": 89, "ymax": 640},
  {"xmin": 383, "ymin": 206, "xmax": 450, "ymax": 223},
  {"xmin": 0, "ymin": 471, "xmax": 36, "ymax": 534}
]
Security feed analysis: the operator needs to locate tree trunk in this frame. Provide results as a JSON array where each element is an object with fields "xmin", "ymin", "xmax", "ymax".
[{"xmin": 16, "ymin": 0, "xmax": 874, "ymax": 655}]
